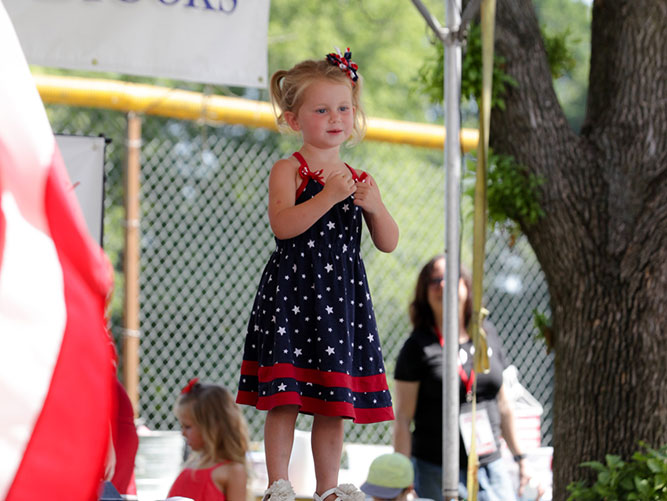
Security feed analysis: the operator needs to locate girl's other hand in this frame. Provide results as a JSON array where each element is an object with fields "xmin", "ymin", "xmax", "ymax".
[
  {"xmin": 322, "ymin": 171, "xmax": 356, "ymax": 204},
  {"xmin": 353, "ymin": 174, "xmax": 383, "ymax": 213}
]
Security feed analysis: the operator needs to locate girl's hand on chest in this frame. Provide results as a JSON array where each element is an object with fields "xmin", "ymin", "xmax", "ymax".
[{"xmin": 321, "ymin": 170, "xmax": 356, "ymax": 204}]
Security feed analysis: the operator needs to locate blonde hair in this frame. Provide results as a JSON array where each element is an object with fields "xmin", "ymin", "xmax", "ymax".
[
  {"xmin": 270, "ymin": 58, "xmax": 367, "ymax": 144},
  {"xmin": 175, "ymin": 382, "xmax": 250, "ymax": 469}
]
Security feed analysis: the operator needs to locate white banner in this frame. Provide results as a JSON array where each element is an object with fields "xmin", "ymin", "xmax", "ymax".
[
  {"xmin": 3, "ymin": 0, "xmax": 269, "ymax": 88},
  {"xmin": 56, "ymin": 135, "xmax": 107, "ymax": 245}
]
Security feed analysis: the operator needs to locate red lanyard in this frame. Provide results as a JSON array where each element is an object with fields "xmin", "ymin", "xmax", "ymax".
[{"xmin": 435, "ymin": 326, "xmax": 475, "ymax": 401}]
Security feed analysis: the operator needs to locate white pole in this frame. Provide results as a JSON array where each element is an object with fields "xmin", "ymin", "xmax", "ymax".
[
  {"xmin": 410, "ymin": 0, "xmax": 467, "ymax": 498},
  {"xmin": 443, "ymin": 0, "xmax": 462, "ymax": 498}
]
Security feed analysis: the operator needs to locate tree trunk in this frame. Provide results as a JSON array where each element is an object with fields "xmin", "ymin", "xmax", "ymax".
[{"xmin": 489, "ymin": 0, "xmax": 667, "ymax": 499}]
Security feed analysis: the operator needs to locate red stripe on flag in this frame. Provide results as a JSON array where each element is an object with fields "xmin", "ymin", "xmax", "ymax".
[{"xmin": 5, "ymin": 148, "xmax": 114, "ymax": 501}]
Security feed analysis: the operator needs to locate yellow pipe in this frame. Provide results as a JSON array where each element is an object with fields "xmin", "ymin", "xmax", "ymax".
[{"xmin": 35, "ymin": 74, "xmax": 478, "ymax": 152}]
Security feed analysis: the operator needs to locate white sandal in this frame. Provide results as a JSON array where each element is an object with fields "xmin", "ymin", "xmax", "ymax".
[
  {"xmin": 314, "ymin": 484, "xmax": 365, "ymax": 501},
  {"xmin": 263, "ymin": 479, "xmax": 296, "ymax": 501}
]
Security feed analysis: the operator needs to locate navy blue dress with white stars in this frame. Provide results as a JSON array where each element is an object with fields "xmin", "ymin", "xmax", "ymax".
[{"xmin": 236, "ymin": 152, "xmax": 394, "ymax": 423}]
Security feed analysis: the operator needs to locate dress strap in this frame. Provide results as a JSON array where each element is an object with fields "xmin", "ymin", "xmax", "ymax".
[
  {"xmin": 292, "ymin": 153, "xmax": 366, "ymax": 198},
  {"xmin": 345, "ymin": 163, "xmax": 367, "ymax": 183},
  {"xmin": 293, "ymin": 152, "xmax": 325, "ymax": 199},
  {"xmin": 293, "ymin": 152, "xmax": 325, "ymax": 183}
]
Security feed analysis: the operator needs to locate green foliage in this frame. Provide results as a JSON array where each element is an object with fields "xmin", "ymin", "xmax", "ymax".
[
  {"xmin": 567, "ymin": 443, "xmax": 667, "ymax": 501},
  {"xmin": 533, "ymin": 308, "xmax": 553, "ymax": 352},
  {"xmin": 542, "ymin": 26, "xmax": 578, "ymax": 79},
  {"xmin": 415, "ymin": 23, "xmax": 518, "ymax": 109},
  {"xmin": 414, "ymin": 40, "xmax": 444, "ymax": 106},
  {"xmin": 414, "ymin": 0, "xmax": 591, "ymax": 129},
  {"xmin": 464, "ymin": 150, "xmax": 545, "ymax": 236},
  {"xmin": 267, "ymin": 0, "xmax": 437, "ymax": 122},
  {"xmin": 460, "ymin": 23, "xmax": 518, "ymax": 109},
  {"xmin": 533, "ymin": 0, "xmax": 591, "ymax": 131}
]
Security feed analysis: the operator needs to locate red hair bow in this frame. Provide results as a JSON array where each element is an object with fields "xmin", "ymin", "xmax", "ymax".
[
  {"xmin": 181, "ymin": 377, "xmax": 199, "ymax": 394},
  {"xmin": 326, "ymin": 47, "xmax": 359, "ymax": 83}
]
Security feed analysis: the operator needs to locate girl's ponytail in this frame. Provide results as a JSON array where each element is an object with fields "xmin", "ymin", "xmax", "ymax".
[{"xmin": 270, "ymin": 69, "xmax": 289, "ymax": 127}]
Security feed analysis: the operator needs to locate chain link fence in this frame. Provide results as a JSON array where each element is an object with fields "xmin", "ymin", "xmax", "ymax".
[{"xmin": 46, "ymin": 104, "xmax": 554, "ymax": 447}]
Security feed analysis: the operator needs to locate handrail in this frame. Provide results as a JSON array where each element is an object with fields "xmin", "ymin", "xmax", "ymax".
[{"xmin": 34, "ymin": 74, "xmax": 478, "ymax": 152}]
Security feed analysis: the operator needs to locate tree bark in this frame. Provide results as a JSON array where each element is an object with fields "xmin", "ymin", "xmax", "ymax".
[{"xmin": 490, "ymin": 0, "xmax": 667, "ymax": 499}]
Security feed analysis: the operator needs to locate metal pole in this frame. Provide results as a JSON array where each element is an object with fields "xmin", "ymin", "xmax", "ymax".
[
  {"xmin": 443, "ymin": 0, "xmax": 462, "ymax": 498},
  {"xmin": 122, "ymin": 112, "xmax": 141, "ymax": 417}
]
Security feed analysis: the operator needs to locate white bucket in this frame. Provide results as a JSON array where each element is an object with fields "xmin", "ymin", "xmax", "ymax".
[
  {"xmin": 288, "ymin": 430, "xmax": 316, "ymax": 497},
  {"xmin": 134, "ymin": 430, "xmax": 185, "ymax": 500}
]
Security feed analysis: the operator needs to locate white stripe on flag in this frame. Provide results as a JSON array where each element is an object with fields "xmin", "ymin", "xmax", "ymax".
[
  {"xmin": 0, "ymin": 4, "xmax": 68, "ymax": 496},
  {"xmin": 0, "ymin": 3, "xmax": 112, "ymax": 498}
]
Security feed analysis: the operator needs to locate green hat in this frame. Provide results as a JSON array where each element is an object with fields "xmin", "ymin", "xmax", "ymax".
[{"xmin": 360, "ymin": 453, "xmax": 414, "ymax": 499}]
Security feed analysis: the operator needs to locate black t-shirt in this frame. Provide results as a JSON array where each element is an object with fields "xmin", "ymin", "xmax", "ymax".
[{"xmin": 394, "ymin": 323, "xmax": 507, "ymax": 468}]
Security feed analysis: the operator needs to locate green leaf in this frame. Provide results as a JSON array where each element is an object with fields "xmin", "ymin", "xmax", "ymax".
[
  {"xmin": 606, "ymin": 454, "xmax": 624, "ymax": 469},
  {"xmin": 647, "ymin": 458, "xmax": 664, "ymax": 473}
]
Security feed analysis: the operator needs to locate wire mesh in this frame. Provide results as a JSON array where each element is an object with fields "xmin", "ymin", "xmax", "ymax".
[{"xmin": 46, "ymin": 105, "xmax": 554, "ymax": 447}]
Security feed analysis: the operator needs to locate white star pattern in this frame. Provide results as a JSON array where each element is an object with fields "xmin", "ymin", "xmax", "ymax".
[{"xmin": 239, "ymin": 168, "xmax": 391, "ymax": 420}]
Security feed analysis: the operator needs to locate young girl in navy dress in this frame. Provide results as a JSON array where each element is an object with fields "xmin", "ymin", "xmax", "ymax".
[
  {"xmin": 169, "ymin": 379, "xmax": 250, "ymax": 501},
  {"xmin": 236, "ymin": 49, "xmax": 399, "ymax": 501}
]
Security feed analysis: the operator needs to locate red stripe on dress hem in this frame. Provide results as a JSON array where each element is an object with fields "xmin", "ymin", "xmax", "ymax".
[
  {"xmin": 236, "ymin": 391, "xmax": 394, "ymax": 423},
  {"xmin": 240, "ymin": 361, "xmax": 389, "ymax": 393}
]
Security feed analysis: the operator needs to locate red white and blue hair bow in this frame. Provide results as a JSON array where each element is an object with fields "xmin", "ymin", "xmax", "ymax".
[{"xmin": 326, "ymin": 47, "xmax": 359, "ymax": 84}]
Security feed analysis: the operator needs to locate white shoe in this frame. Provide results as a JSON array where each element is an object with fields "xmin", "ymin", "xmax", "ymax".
[
  {"xmin": 314, "ymin": 484, "xmax": 365, "ymax": 501},
  {"xmin": 263, "ymin": 479, "xmax": 296, "ymax": 501}
]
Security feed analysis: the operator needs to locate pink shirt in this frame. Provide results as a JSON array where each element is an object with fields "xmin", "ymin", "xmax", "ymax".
[{"xmin": 167, "ymin": 462, "xmax": 228, "ymax": 501}]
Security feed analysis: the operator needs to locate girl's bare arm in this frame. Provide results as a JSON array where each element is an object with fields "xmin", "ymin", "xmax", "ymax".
[
  {"xmin": 213, "ymin": 462, "xmax": 247, "ymax": 501},
  {"xmin": 354, "ymin": 174, "xmax": 399, "ymax": 252}
]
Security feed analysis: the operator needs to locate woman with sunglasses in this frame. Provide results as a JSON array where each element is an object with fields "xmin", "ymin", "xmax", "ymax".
[{"xmin": 392, "ymin": 255, "xmax": 531, "ymax": 501}]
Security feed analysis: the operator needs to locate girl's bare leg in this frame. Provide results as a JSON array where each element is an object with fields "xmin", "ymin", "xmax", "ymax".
[
  {"xmin": 312, "ymin": 414, "xmax": 344, "ymax": 500},
  {"xmin": 264, "ymin": 405, "xmax": 299, "ymax": 485}
]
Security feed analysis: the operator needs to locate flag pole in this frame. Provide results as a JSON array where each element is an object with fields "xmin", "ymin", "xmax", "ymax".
[{"xmin": 122, "ymin": 112, "xmax": 142, "ymax": 416}]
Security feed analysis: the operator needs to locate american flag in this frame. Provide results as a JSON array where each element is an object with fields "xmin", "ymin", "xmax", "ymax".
[{"xmin": 0, "ymin": 3, "xmax": 115, "ymax": 499}]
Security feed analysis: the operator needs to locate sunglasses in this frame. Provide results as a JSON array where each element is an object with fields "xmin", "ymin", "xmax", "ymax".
[{"xmin": 428, "ymin": 276, "xmax": 444, "ymax": 287}]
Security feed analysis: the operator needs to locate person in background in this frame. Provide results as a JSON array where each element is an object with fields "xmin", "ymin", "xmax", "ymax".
[
  {"xmin": 236, "ymin": 47, "xmax": 398, "ymax": 501},
  {"xmin": 168, "ymin": 379, "xmax": 249, "ymax": 501},
  {"xmin": 360, "ymin": 453, "xmax": 414, "ymax": 501},
  {"xmin": 393, "ymin": 255, "xmax": 531, "ymax": 501}
]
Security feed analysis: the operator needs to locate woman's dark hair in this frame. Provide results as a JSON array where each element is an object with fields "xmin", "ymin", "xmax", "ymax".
[{"xmin": 409, "ymin": 255, "xmax": 474, "ymax": 331}]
